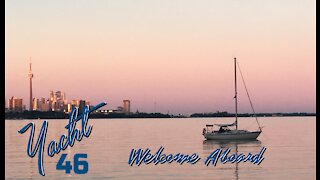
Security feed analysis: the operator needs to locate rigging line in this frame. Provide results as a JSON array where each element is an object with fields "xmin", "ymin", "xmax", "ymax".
[{"xmin": 236, "ymin": 61, "xmax": 262, "ymax": 132}]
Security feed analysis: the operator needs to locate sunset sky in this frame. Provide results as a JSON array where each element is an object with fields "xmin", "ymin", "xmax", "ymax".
[{"xmin": 5, "ymin": 0, "xmax": 315, "ymax": 114}]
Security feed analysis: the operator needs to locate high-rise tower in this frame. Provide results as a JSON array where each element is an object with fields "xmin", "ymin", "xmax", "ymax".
[
  {"xmin": 123, "ymin": 100, "xmax": 131, "ymax": 115},
  {"xmin": 28, "ymin": 58, "xmax": 33, "ymax": 111}
]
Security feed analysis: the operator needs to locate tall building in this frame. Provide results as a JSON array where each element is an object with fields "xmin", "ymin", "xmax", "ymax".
[
  {"xmin": 38, "ymin": 98, "xmax": 50, "ymax": 111},
  {"xmin": 44, "ymin": 99, "xmax": 51, "ymax": 111},
  {"xmin": 15, "ymin": 98, "xmax": 23, "ymax": 112},
  {"xmin": 66, "ymin": 103, "xmax": 72, "ymax": 113},
  {"xmin": 49, "ymin": 91, "xmax": 54, "ymax": 101},
  {"xmin": 7, "ymin": 97, "xmax": 23, "ymax": 112},
  {"xmin": 79, "ymin": 100, "xmax": 86, "ymax": 113},
  {"xmin": 123, "ymin": 100, "xmax": 131, "ymax": 115},
  {"xmin": 28, "ymin": 58, "xmax": 34, "ymax": 111},
  {"xmin": 48, "ymin": 91, "xmax": 54, "ymax": 110},
  {"xmin": 32, "ymin": 98, "xmax": 40, "ymax": 111},
  {"xmin": 49, "ymin": 90, "xmax": 66, "ymax": 112},
  {"xmin": 71, "ymin": 99, "xmax": 79, "ymax": 106},
  {"xmin": 7, "ymin": 97, "xmax": 14, "ymax": 111},
  {"xmin": 71, "ymin": 99, "xmax": 79, "ymax": 111},
  {"xmin": 55, "ymin": 91, "xmax": 62, "ymax": 100}
]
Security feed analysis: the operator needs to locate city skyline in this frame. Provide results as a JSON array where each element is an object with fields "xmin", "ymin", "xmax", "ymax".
[
  {"xmin": 5, "ymin": 0, "xmax": 316, "ymax": 114},
  {"xmin": 4, "ymin": 57, "xmax": 316, "ymax": 115}
]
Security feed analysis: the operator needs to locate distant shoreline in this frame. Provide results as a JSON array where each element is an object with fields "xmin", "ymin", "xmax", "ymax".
[{"xmin": 5, "ymin": 111, "xmax": 316, "ymax": 120}]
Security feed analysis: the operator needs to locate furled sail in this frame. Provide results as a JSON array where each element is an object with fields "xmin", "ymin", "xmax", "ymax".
[{"xmin": 214, "ymin": 121, "xmax": 236, "ymax": 127}]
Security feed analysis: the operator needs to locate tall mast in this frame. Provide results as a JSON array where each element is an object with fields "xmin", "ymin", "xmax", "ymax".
[{"xmin": 234, "ymin": 57, "xmax": 238, "ymax": 130}]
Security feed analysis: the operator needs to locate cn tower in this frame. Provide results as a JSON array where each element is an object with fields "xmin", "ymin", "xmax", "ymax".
[{"xmin": 28, "ymin": 58, "xmax": 33, "ymax": 111}]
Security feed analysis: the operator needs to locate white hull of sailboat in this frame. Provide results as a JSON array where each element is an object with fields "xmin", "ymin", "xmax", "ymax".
[{"xmin": 204, "ymin": 131, "xmax": 261, "ymax": 140}]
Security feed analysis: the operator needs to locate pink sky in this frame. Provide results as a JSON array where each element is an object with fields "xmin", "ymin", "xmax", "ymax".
[{"xmin": 5, "ymin": 0, "xmax": 316, "ymax": 114}]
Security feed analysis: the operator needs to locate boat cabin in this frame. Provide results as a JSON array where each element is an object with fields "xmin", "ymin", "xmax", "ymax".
[
  {"xmin": 203, "ymin": 122, "xmax": 235, "ymax": 135},
  {"xmin": 217, "ymin": 126, "xmax": 231, "ymax": 133}
]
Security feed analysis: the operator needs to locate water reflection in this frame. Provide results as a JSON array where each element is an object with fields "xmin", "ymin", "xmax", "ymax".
[
  {"xmin": 203, "ymin": 139, "xmax": 262, "ymax": 150},
  {"xmin": 203, "ymin": 139, "xmax": 262, "ymax": 180}
]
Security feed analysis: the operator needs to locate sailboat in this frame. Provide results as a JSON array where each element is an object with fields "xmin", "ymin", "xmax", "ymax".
[{"xmin": 203, "ymin": 57, "xmax": 262, "ymax": 140}]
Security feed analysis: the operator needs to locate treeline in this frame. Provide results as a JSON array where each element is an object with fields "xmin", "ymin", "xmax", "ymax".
[
  {"xmin": 190, "ymin": 112, "xmax": 316, "ymax": 117},
  {"xmin": 90, "ymin": 112, "xmax": 173, "ymax": 118},
  {"xmin": 5, "ymin": 111, "xmax": 315, "ymax": 120},
  {"xmin": 5, "ymin": 111, "xmax": 69, "ymax": 119},
  {"xmin": 5, "ymin": 111, "xmax": 174, "ymax": 119}
]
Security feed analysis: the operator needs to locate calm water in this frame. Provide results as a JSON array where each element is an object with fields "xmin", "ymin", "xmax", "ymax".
[{"xmin": 5, "ymin": 117, "xmax": 316, "ymax": 179}]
